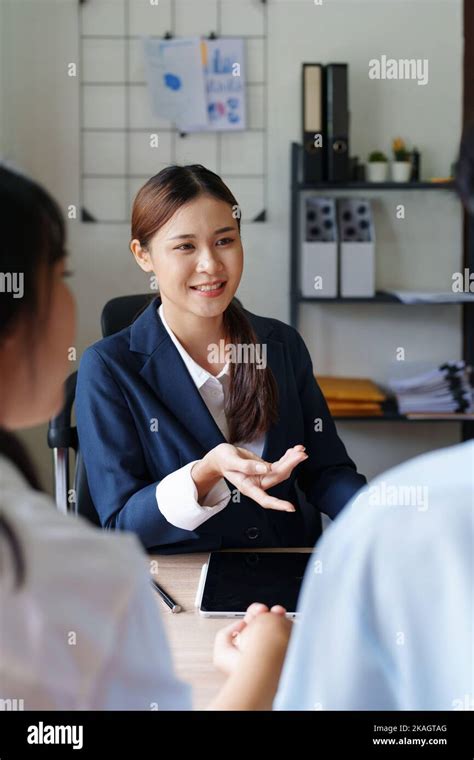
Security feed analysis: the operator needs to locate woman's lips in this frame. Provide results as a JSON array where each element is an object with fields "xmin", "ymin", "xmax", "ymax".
[{"xmin": 189, "ymin": 282, "xmax": 227, "ymax": 298}]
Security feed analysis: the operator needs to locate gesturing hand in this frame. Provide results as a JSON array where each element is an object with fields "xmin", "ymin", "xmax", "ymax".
[{"xmin": 208, "ymin": 443, "xmax": 308, "ymax": 513}]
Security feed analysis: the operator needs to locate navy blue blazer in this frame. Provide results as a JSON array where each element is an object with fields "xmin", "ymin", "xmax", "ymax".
[{"xmin": 76, "ymin": 297, "xmax": 366, "ymax": 554}]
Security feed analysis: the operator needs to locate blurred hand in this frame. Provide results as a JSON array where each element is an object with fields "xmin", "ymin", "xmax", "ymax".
[{"xmin": 213, "ymin": 603, "xmax": 292, "ymax": 676}]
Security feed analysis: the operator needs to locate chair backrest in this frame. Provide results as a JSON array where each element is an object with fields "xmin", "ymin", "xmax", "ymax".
[
  {"xmin": 74, "ymin": 450, "xmax": 102, "ymax": 526},
  {"xmin": 101, "ymin": 293, "xmax": 154, "ymax": 338},
  {"xmin": 101, "ymin": 293, "xmax": 244, "ymax": 337},
  {"xmin": 73, "ymin": 295, "xmax": 153, "ymax": 524}
]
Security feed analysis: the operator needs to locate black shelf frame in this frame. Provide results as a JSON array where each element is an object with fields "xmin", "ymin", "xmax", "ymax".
[
  {"xmin": 297, "ymin": 180, "xmax": 455, "ymax": 191},
  {"xmin": 289, "ymin": 142, "xmax": 474, "ymax": 441},
  {"xmin": 333, "ymin": 415, "xmax": 474, "ymax": 422},
  {"xmin": 298, "ymin": 292, "xmax": 474, "ymax": 304}
]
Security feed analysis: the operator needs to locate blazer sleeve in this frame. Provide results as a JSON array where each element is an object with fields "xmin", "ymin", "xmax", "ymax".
[
  {"xmin": 289, "ymin": 328, "xmax": 367, "ymax": 520},
  {"xmin": 76, "ymin": 347, "xmax": 202, "ymax": 550}
]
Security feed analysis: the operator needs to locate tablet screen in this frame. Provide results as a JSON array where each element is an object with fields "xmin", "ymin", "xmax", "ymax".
[{"xmin": 201, "ymin": 552, "xmax": 311, "ymax": 613}]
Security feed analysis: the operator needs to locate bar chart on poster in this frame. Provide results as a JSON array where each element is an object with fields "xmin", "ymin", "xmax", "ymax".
[{"xmin": 79, "ymin": 0, "xmax": 268, "ymax": 223}]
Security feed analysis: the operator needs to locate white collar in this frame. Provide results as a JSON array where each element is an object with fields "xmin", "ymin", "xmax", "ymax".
[{"xmin": 158, "ymin": 304, "xmax": 230, "ymax": 390}]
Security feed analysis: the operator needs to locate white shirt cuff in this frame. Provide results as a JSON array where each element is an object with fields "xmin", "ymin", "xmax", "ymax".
[{"xmin": 156, "ymin": 460, "xmax": 231, "ymax": 531}]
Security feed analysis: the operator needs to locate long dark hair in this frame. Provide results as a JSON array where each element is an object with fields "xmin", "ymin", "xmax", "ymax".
[
  {"xmin": 131, "ymin": 165, "xmax": 279, "ymax": 443},
  {"xmin": 0, "ymin": 165, "xmax": 67, "ymax": 588}
]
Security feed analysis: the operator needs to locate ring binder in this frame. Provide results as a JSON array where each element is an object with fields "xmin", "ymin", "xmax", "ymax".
[
  {"xmin": 302, "ymin": 63, "xmax": 325, "ymax": 182},
  {"xmin": 326, "ymin": 63, "xmax": 350, "ymax": 182}
]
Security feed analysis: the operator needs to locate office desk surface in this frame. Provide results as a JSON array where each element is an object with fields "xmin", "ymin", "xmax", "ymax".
[{"xmin": 150, "ymin": 548, "xmax": 312, "ymax": 710}]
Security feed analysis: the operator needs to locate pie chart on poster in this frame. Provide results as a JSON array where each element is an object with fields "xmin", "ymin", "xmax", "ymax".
[{"xmin": 164, "ymin": 73, "xmax": 181, "ymax": 91}]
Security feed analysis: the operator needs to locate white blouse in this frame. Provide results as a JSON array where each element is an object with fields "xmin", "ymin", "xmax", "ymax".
[
  {"xmin": 156, "ymin": 304, "xmax": 266, "ymax": 531},
  {"xmin": 0, "ymin": 454, "xmax": 191, "ymax": 710}
]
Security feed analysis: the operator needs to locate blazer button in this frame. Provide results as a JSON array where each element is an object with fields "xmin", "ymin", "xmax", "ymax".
[{"xmin": 245, "ymin": 526, "xmax": 260, "ymax": 540}]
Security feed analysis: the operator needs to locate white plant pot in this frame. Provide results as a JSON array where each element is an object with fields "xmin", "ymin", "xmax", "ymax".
[
  {"xmin": 366, "ymin": 162, "xmax": 388, "ymax": 182},
  {"xmin": 391, "ymin": 161, "xmax": 412, "ymax": 182}
]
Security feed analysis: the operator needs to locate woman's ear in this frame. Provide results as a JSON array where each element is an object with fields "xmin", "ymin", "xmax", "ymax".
[{"xmin": 130, "ymin": 239, "xmax": 154, "ymax": 273}]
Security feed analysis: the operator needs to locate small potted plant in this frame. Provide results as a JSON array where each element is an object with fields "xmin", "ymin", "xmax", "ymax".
[
  {"xmin": 366, "ymin": 151, "xmax": 389, "ymax": 182},
  {"xmin": 391, "ymin": 138, "xmax": 412, "ymax": 182}
]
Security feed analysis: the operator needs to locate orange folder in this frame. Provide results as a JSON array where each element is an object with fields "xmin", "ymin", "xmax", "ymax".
[{"xmin": 317, "ymin": 376, "xmax": 386, "ymax": 402}]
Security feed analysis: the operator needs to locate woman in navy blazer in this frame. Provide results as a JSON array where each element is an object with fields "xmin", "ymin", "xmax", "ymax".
[{"xmin": 76, "ymin": 165, "xmax": 366, "ymax": 554}]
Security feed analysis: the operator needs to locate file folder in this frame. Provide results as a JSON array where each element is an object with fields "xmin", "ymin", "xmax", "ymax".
[
  {"xmin": 302, "ymin": 63, "xmax": 325, "ymax": 183},
  {"xmin": 326, "ymin": 63, "xmax": 350, "ymax": 182}
]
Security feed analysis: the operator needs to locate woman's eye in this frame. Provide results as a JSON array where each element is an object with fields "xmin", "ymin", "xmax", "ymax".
[
  {"xmin": 174, "ymin": 238, "xmax": 233, "ymax": 251},
  {"xmin": 62, "ymin": 269, "xmax": 74, "ymax": 278}
]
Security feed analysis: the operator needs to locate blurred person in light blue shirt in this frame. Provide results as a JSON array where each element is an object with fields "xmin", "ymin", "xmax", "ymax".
[{"xmin": 273, "ymin": 441, "xmax": 474, "ymax": 710}]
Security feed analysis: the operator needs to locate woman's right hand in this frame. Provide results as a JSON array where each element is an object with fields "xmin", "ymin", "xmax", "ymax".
[
  {"xmin": 213, "ymin": 606, "xmax": 292, "ymax": 677},
  {"xmin": 209, "ymin": 606, "xmax": 293, "ymax": 710},
  {"xmin": 204, "ymin": 442, "xmax": 308, "ymax": 513}
]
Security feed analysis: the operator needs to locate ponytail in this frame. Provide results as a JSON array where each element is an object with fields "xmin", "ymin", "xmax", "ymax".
[{"xmin": 223, "ymin": 300, "xmax": 279, "ymax": 444}]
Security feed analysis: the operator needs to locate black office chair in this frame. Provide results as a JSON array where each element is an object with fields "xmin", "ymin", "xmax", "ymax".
[{"xmin": 48, "ymin": 294, "xmax": 155, "ymax": 524}]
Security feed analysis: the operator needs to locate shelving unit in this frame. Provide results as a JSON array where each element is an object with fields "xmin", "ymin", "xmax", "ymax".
[
  {"xmin": 289, "ymin": 142, "xmax": 474, "ymax": 441},
  {"xmin": 299, "ymin": 293, "xmax": 474, "ymax": 304},
  {"xmin": 297, "ymin": 181, "xmax": 455, "ymax": 191}
]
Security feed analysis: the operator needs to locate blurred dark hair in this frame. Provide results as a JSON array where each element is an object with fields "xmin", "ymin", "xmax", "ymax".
[
  {"xmin": 455, "ymin": 124, "xmax": 474, "ymax": 214},
  {"xmin": 131, "ymin": 165, "xmax": 279, "ymax": 443},
  {"xmin": 0, "ymin": 165, "xmax": 66, "ymax": 340},
  {"xmin": 0, "ymin": 165, "xmax": 67, "ymax": 588}
]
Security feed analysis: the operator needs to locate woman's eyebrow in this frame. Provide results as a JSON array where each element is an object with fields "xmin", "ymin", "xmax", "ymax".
[{"xmin": 167, "ymin": 226, "xmax": 237, "ymax": 241}]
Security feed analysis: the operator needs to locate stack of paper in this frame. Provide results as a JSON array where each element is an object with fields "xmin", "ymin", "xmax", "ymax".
[
  {"xmin": 388, "ymin": 362, "xmax": 474, "ymax": 416},
  {"xmin": 317, "ymin": 376, "xmax": 386, "ymax": 417}
]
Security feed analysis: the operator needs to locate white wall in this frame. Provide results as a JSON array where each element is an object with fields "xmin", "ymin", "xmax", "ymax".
[
  {"xmin": 1, "ymin": 0, "xmax": 464, "ymax": 493},
  {"xmin": 271, "ymin": 0, "xmax": 464, "ymax": 478}
]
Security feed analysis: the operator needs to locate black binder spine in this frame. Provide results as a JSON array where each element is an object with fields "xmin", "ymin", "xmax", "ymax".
[{"xmin": 326, "ymin": 63, "xmax": 350, "ymax": 182}]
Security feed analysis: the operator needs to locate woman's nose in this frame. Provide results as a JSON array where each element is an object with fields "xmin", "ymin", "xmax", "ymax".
[{"xmin": 196, "ymin": 250, "xmax": 224, "ymax": 273}]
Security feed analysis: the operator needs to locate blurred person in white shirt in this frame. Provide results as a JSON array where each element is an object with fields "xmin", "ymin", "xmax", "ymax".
[{"xmin": 0, "ymin": 165, "xmax": 290, "ymax": 711}]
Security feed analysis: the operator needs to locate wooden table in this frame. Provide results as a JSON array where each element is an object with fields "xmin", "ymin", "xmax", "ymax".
[{"xmin": 150, "ymin": 548, "xmax": 312, "ymax": 709}]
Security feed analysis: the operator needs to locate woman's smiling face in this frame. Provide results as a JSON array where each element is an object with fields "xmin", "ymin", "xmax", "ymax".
[{"xmin": 131, "ymin": 194, "xmax": 243, "ymax": 318}]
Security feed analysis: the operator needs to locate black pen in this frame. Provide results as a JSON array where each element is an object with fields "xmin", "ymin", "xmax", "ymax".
[{"xmin": 149, "ymin": 577, "xmax": 181, "ymax": 613}]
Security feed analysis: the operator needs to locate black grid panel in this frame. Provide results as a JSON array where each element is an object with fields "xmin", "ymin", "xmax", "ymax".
[{"xmin": 79, "ymin": 0, "xmax": 268, "ymax": 223}]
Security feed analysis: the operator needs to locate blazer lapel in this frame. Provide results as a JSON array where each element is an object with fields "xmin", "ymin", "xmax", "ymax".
[{"xmin": 129, "ymin": 297, "xmax": 289, "ymax": 463}]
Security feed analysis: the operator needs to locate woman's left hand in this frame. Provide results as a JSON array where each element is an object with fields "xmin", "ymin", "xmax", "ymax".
[{"xmin": 258, "ymin": 445, "xmax": 309, "ymax": 491}]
